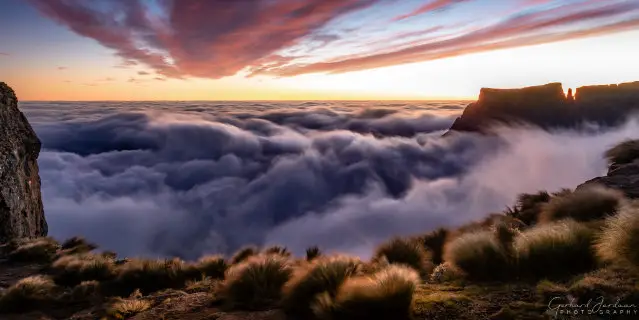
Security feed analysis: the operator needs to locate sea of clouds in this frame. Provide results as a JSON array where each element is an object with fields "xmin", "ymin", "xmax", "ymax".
[{"xmin": 19, "ymin": 101, "xmax": 639, "ymax": 260}]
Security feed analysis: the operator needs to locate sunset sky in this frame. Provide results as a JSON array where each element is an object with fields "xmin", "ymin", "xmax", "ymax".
[{"xmin": 1, "ymin": 0, "xmax": 639, "ymax": 101}]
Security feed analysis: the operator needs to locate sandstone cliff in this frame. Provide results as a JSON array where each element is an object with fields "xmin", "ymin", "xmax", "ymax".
[
  {"xmin": 447, "ymin": 81, "xmax": 639, "ymax": 134},
  {"xmin": 0, "ymin": 82, "xmax": 47, "ymax": 242}
]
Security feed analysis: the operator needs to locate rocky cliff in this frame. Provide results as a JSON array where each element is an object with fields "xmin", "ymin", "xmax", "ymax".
[
  {"xmin": 0, "ymin": 82, "xmax": 47, "ymax": 242},
  {"xmin": 446, "ymin": 81, "xmax": 639, "ymax": 134}
]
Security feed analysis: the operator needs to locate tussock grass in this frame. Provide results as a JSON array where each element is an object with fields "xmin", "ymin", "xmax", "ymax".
[
  {"xmin": 306, "ymin": 246, "xmax": 322, "ymax": 261},
  {"xmin": 417, "ymin": 228, "xmax": 448, "ymax": 265},
  {"xmin": 219, "ymin": 254, "xmax": 293, "ymax": 310},
  {"xmin": 605, "ymin": 139, "xmax": 639, "ymax": 165},
  {"xmin": 185, "ymin": 277, "xmax": 219, "ymax": 293},
  {"xmin": 282, "ymin": 255, "xmax": 362, "ymax": 318},
  {"xmin": 508, "ymin": 191, "xmax": 551, "ymax": 225},
  {"xmin": 8, "ymin": 237, "xmax": 60, "ymax": 262},
  {"xmin": 194, "ymin": 255, "xmax": 227, "ymax": 279},
  {"xmin": 107, "ymin": 298, "xmax": 151, "ymax": 319},
  {"xmin": 536, "ymin": 280, "xmax": 568, "ymax": 303},
  {"xmin": 538, "ymin": 186, "xmax": 622, "ymax": 223},
  {"xmin": 59, "ymin": 236, "xmax": 97, "ymax": 255},
  {"xmin": 230, "ymin": 246, "xmax": 258, "ymax": 264},
  {"xmin": 109, "ymin": 258, "xmax": 199, "ymax": 296},
  {"xmin": 0, "ymin": 276, "xmax": 57, "ymax": 312},
  {"xmin": 568, "ymin": 275, "xmax": 620, "ymax": 303},
  {"xmin": 373, "ymin": 237, "xmax": 434, "ymax": 276},
  {"xmin": 515, "ymin": 220, "xmax": 596, "ymax": 279},
  {"xmin": 312, "ymin": 265, "xmax": 420, "ymax": 320},
  {"xmin": 443, "ymin": 231, "xmax": 512, "ymax": 280},
  {"xmin": 264, "ymin": 245, "xmax": 291, "ymax": 257},
  {"xmin": 70, "ymin": 280, "xmax": 101, "ymax": 301},
  {"xmin": 594, "ymin": 206, "xmax": 639, "ymax": 268},
  {"xmin": 51, "ymin": 253, "xmax": 116, "ymax": 286}
]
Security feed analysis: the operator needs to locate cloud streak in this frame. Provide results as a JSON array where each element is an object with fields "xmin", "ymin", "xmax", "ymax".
[{"xmin": 26, "ymin": 0, "xmax": 639, "ymax": 80}]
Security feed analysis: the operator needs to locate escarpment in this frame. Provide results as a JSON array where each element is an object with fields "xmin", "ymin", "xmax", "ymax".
[
  {"xmin": 0, "ymin": 82, "xmax": 47, "ymax": 242},
  {"xmin": 446, "ymin": 81, "xmax": 639, "ymax": 134}
]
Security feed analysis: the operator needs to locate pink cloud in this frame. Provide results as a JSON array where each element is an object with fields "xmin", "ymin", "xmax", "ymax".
[
  {"xmin": 0, "ymin": 52, "xmax": 9, "ymax": 56},
  {"xmin": 393, "ymin": 0, "xmax": 470, "ymax": 21},
  {"xmin": 259, "ymin": 1, "xmax": 639, "ymax": 76}
]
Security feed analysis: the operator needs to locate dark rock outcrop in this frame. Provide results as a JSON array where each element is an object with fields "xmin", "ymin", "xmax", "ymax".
[
  {"xmin": 0, "ymin": 82, "xmax": 47, "ymax": 242},
  {"xmin": 446, "ymin": 81, "xmax": 639, "ymax": 135},
  {"xmin": 577, "ymin": 159, "xmax": 639, "ymax": 199}
]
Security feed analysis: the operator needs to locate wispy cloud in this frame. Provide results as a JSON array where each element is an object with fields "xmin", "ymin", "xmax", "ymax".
[
  {"xmin": 27, "ymin": 0, "xmax": 639, "ymax": 79},
  {"xmin": 0, "ymin": 52, "xmax": 9, "ymax": 56},
  {"xmin": 57, "ymin": 66, "xmax": 67, "ymax": 70},
  {"xmin": 137, "ymin": 71, "xmax": 150, "ymax": 76}
]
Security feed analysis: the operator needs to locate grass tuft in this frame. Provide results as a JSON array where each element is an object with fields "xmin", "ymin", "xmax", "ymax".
[
  {"xmin": 604, "ymin": 139, "xmax": 639, "ymax": 165},
  {"xmin": 306, "ymin": 246, "xmax": 322, "ymax": 261},
  {"xmin": 8, "ymin": 237, "xmax": 60, "ymax": 263},
  {"xmin": 264, "ymin": 245, "xmax": 291, "ymax": 257},
  {"xmin": 514, "ymin": 220, "xmax": 596, "ymax": 279},
  {"xmin": 538, "ymin": 186, "xmax": 622, "ymax": 223},
  {"xmin": 282, "ymin": 255, "xmax": 362, "ymax": 318},
  {"xmin": 417, "ymin": 228, "xmax": 448, "ymax": 265},
  {"xmin": 219, "ymin": 254, "xmax": 293, "ymax": 310},
  {"xmin": 0, "ymin": 276, "xmax": 57, "ymax": 313},
  {"xmin": 107, "ymin": 298, "xmax": 151, "ymax": 319},
  {"xmin": 230, "ymin": 246, "xmax": 258, "ymax": 265},
  {"xmin": 443, "ymin": 231, "xmax": 511, "ymax": 280},
  {"xmin": 373, "ymin": 237, "xmax": 434, "ymax": 276},
  {"xmin": 51, "ymin": 253, "xmax": 116, "ymax": 286},
  {"xmin": 194, "ymin": 255, "xmax": 228, "ymax": 279},
  {"xmin": 109, "ymin": 258, "xmax": 199, "ymax": 296},
  {"xmin": 312, "ymin": 265, "xmax": 420, "ymax": 320},
  {"xmin": 594, "ymin": 205, "xmax": 639, "ymax": 269}
]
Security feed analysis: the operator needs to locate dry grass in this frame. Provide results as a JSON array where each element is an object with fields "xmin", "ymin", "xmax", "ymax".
[
  {"xmin": 193, "ymin": 255, "xmax": 228, "ymax": 279},
  {"xmin": 0, "ymin": 276, "xmax": 57, "ymax": 313},
  {"xmin": 594, "ymin": 205, "xmax": 639, "ymax": 269},
  {"xmin": 109, "ymin": 258, "xmax": 199, "ymax": 296},
  {"xmin": 219, "ymin": 254, "xmax": 293, "ymax": 310},
  {"xmin": 312, "ymin": 265, "xmax": 420, "ymax": 320},
  {"xmin": 230, "ymin": 246, "xmax": 259, "ymax": 264},
  {"xmin": 373, "ymin": 237, "xmax": 434, "ymax": 276},
  {"xmin": 604, "ymin": 139, "xmax": 639, "ymax": 165},
  {"xmin": 306, "ymin": 246, "xmax": 322, "ymax": 261},
  {"xmin": 50, "ymin": 253, "xmax": 116, "ymax": 286},
  {"xmin": 282, "ymin": 255, "xmax": 362, "ymax": 318},
  {"xmin": 514, "ymin": 220, "xmax": 596, "ymax": 279},
  {"xmin": 443, "ymin": 231, "xmax": 512, "ymax": 281},
  {"xmin": 538, "ymin": 186, "xmax": 622, "ymax": 223},
  {"xmin": 107, "ymin": 298, "xmax": 152, "ymax": 319},
  {"xmin": 416, "ymin": 228, "xmax": 448, "ymax": 265},
  {"xmin": 8, "ymin": 237, "xmax": 60, "ymax": 262}
]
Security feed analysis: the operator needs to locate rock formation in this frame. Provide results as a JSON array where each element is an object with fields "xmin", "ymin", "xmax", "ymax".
[
  {"xmin": 446, "ymin": 81, "xmax": 639, "ymax": 134},
  {"xmin": 0, "ymin": 82, "xmax": 47, "ymax": 242}
]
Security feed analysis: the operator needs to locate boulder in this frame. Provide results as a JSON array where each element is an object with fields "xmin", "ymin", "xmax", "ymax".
[{"xmin": 0, "ymin": 82, "xmax": 47, "ymax": 242}]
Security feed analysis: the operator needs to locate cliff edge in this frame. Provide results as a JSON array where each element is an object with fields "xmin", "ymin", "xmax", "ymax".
[
  {"xmin": 0, "ymin": 82, "xmax": 47, "ymax": 242},
  {"xmin": 447, "ymin": 81, "xmax": 639, "ymax": 134}
]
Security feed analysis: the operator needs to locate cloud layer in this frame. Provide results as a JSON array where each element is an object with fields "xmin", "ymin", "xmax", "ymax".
[
  {"xmin": 27, "ymin": 0, "xmax": 639, "ymax": 79},
  {"xmin": 21, "ymin": 101, "xmax": 638, "ymax": 259}
]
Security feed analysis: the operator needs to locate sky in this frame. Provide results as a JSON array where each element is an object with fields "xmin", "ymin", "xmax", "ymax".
[{"xmin": 1, "ymin": 0, "xmax": 639, "ymax": 101}]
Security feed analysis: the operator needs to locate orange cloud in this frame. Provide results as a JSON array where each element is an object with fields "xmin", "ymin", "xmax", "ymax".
[{"xmin": 393, "ymin": 0, "xmax": 470, "ymax": 21}]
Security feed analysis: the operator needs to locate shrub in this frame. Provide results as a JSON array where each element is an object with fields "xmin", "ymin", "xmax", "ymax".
[
  {"xmin": 514, "ymin": 220, "xmax": 596, "ymax": 279},
  {"xmin": 604, "ymin": 139, "xmax": 639, "ymax": 165},
  {"xmin": 109, "ymin": 258, "xmax": 199, "ymax": 296},
  {"xmin": 443, "ymin": 231, "xmax": 512, "ymax": 280},
  {"xmin": 107, "ymin": 298, "xmax": 151, "ymax": 319},
  {"xmin": 264, "ymin": 245, "xmax": 291, "ymax": 257},
  {"xmin": 306, "ymin": 246, "xmax": 322, "ymax": 261},
  {"xmin": 312, "ymin": 265, "xmax": 419, "ymax": 320},
  {"xmin": 282, "ymin": 255, "xmax": 362, "ymax": 318},
  {"xmin": 418, "ymin": 228, "xmax": 448, "ymax": 265},
  {"xmin": 538, "ymin": 186, "xmax": 622, "ymax": 223},
  {"xmin": 194, "ymin": 255, "xmax": 227, "ymax": 279},
  {"xmin": 373, "ymin": 237, "xmax": 433, "ymax": 276},
  {"xmin": 51, "ymin": 253, "xmax": 116, "ymax": 286},
  {"xmin": 0, "ymin": 276, "xmax": 57, "ymax": 312},
  {"xmin": 8, "ymin": 237, "xmax": 60, "ymax": 262},
  {"xmin": 594, "ymin": 207, "xmax": 639, "ymax": 268},
  {"xmin": 219, "ymin": 254, "xmax": 293, "ymax": 310},
  {"xmin": 230, "ymin": 246, "xmax": 258, "ymax": 264}
]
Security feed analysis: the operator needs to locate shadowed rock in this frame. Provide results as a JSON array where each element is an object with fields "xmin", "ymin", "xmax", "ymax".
[
  {"xmin": 0, "ymin": 82, "xmax": 47, "ymax": 242},
  {"xmin": 446, "ymin": 81, "xmax": 639, "ymax": 135}
]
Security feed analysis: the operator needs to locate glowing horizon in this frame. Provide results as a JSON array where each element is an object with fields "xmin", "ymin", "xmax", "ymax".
[{"xmin": 1, "ymin": 0, "xmax": 639, "ymax": 101}]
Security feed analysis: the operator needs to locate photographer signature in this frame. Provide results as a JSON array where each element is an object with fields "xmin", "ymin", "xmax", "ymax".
[{"xmin": 548, "ymin": 296, "xmax": 638, "ymax": 316}]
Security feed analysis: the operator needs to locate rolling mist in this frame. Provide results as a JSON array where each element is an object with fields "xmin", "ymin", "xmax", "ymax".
[{"xmin": 20, "ymin": 101, "xmax": 637, "ymax": 260}]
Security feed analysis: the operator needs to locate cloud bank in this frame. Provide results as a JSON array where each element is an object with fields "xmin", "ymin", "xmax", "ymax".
[
  {"xmin": 27, "ymin": 0, "xmax": 639, "ymax": 79},
  {"xmin": 20, "ymin": 102, "xmax": 638, "ymax": 259}
]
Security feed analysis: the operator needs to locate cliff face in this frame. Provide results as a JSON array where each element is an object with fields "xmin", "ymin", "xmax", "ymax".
[
  {"xmin": 0, "ymin": 82, "xmax": 47, "ymax": 242},
  {"xmin": 447, "ymin": 81, "xmax": 639, "ymax": 134}
]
